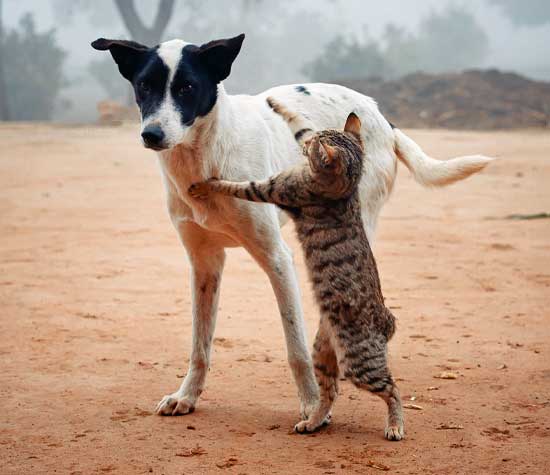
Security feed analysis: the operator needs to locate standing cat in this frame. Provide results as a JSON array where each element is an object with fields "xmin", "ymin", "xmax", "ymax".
[{"xmin": 188, "ymin": 98, "xmax": 404, "ymax": 440}]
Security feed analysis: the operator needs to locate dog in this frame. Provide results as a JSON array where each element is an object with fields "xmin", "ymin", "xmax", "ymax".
[{"xmin": 91, "ymin": 33, "xmax": 491, "ymax": 424}]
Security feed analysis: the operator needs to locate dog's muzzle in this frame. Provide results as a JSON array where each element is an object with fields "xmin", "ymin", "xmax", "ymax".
[{"xmin": 141, "ymin": 124, "xmax": 166, "ymax": 150}]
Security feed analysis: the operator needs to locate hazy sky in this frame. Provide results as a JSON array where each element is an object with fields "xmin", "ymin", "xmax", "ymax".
[
  {"xmin": 4, "ymin": 0, "xmax": 550, "ymax": 121},
  {"xmin": 5, "ymin": 0, "xmax": 550, "ymax": 76}
]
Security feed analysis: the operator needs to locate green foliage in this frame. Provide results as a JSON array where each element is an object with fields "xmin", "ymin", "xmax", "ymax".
[
  {"xmin": 305, "ymin": 6, "xmax": 489, "ymax": 82},
  {"xmin": 4, "ymin": 13, "xmax": 67, "ymax": 120}
]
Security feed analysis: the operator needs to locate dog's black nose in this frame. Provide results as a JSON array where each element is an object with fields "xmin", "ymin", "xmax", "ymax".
[{"xmin": 141, "ymin": 125, "xmax": 165, "ymax": 149}]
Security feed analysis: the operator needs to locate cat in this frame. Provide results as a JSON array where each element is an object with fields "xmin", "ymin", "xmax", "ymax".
[{"xmin": 188, "ymin": 97, "xmax": 404, "ymax": 441}]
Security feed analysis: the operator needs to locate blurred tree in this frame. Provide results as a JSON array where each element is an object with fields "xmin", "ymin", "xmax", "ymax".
[
  {"xmin": 3, "ymin": 13, "xmax": 66, "ymax": 120},
  {"xmin": 489, "ymin": 0, "xmax": 550, "ymax": 27},
  {"xmin": 55, "ymin": 0, "xmax": 177, "ymax": 101},
  {"xmin": 305, "ymin": 6, "xmax": 489, "ymax": 82},
  {"xmin": 54, "ymin": 0, "xmax": 177, "ymax": 42},
  {"xmin": 303, "ymin": 35, "xmax": 391, "ymax": 82},
  {"xmin": 395, "ymin": 6, "xmax": 489, "ymax": 74},
  {"xmin": 113, "ymin": 0, "xmax": 175, "ymax": 45},
  {"xmin": 176, "ymin": 0, "xmax": 335, "ymax": 94},
  {"xmin": 0, "ymin": 0, "xmax": 9, "ymax": 120},
  {"xmin": 86, "ymin": 0, "xmax": 311, "ymax": 96},
  {"xmin": 60, "ymin": 0, "xmax": 333, "ymax": 99}
]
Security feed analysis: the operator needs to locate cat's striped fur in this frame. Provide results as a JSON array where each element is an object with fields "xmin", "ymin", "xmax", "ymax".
[{"xmin": 189, "ymin": 98, "xmax": 404, "ymax": 440}]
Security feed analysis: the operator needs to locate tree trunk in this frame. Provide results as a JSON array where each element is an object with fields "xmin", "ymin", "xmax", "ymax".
[
  {"xmin": 113, "ymin": 0, "xmax": 176, "ymax": 46},
  {"xmin": 113, "ymin": 0, "xmax": 176, "ymax": 106},
  {"xmin": 0, "ymin": 0, "xmax": 10, "ymax": 121}
]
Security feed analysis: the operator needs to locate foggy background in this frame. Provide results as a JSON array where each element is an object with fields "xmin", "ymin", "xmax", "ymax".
[{"xmin": 1, "ymin": 0, "xmax": 550, "ymax": 123}]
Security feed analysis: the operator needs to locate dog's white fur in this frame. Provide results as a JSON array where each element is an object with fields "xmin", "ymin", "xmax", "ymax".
[{"xmin": 152, "ymin": 42, "xmax": 491, "ymax": 418}]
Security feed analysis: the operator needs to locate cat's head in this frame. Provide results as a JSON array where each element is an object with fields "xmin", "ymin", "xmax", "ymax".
[{"xmin": 305, "ymin": 113, "xmax": 364, "ymax": 192}]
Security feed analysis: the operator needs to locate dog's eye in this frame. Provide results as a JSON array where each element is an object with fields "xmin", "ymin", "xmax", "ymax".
[
  {"xmin": 139, "ymin": 81, "xmax": 151, "ymax": 94},
  {"xmin": 177, "ymin": 83, "xmax": 193, "ymax": 96}
]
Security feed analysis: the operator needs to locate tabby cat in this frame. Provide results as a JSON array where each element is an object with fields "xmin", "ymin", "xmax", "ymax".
[{"xmin": 188, "ymin": 98, "xmax": 404, "ymax": 440}]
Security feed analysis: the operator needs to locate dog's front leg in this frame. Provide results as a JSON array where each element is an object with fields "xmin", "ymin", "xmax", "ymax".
[
  {"xmin": 156, "ymin": 223, "xmax": 225, "ymax": 416},
  {"xmin": 239, "ymin": 215, "xmax": 320, "ymax": 421}
]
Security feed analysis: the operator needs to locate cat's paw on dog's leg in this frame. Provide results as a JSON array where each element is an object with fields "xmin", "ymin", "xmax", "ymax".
[
  {"xmin": 189, "ymin": 177, "xmax": 220, "ymax": 200},
  {"xmin": 188, "ymin": 182, "xmax": 210, "ymax": 200}
]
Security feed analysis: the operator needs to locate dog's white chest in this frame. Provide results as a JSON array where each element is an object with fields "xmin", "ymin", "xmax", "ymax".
[{"xmin": 157, "ymin": 147, "xmax": 236, "ymax": 233}]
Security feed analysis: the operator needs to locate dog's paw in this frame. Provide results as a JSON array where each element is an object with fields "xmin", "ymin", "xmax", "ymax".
[
  {"xmin": 188, "ymin": 182, "xmax": 210, "ymax": 200},
  {"xmin": 294, "ymin": 419, "xmax": 325, "ymax": 434},
  {"xmin": 299, "ymin": 399, "xmax": 320, "ymax": 420},
  {"xmin": 384, "ymin": 424, "xmax": 405, "ymax": 441},
  {"xmin": 155, "ymin": 393, "xmax": 195, "ymax": 416}
]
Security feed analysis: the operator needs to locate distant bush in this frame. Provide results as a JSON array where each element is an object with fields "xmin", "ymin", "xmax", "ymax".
[
  {"xmin": 304, "ymin": 6, "xmax": 489, "ymax": 82},
  {"xmin": 3, "ymin": 13, "xmax": 67, "ymax": 120}
]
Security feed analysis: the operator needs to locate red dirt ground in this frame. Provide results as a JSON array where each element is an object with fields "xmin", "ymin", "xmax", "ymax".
[{"xmin": 1, "ymin": 124, "xmax": 549, "ymax": 474}]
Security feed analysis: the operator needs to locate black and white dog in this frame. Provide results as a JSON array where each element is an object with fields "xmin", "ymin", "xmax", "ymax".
[{"xmin": 92, "ymin": 34, "xmax": 490, "ymax": 426}]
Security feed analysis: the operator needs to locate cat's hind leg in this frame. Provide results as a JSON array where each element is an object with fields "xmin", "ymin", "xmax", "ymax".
[
  {"xmin": 295, "ymin": 318, "xmax": 338, "ymax": 433},
  {"xmin": 345, "ymin": 339, "xmax": 404, "ymax": 441}
]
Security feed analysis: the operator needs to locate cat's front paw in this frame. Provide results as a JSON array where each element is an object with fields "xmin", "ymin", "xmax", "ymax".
[
  {"xmin": 188, "ymin": 182, "xmax": 210, "ymax": 200},
  {"xmin": 385, "ymin": 423, "xmax": 405, "ymax": 441}
]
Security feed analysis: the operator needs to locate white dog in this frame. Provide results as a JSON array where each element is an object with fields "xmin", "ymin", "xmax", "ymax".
[{"xmin": 92, "ymin": 34, "xmax": 491, "ymax": 425}]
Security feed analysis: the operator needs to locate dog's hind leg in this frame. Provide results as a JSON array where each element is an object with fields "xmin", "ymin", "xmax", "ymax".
[
  {"xmin": 238, "ymin": 213, "xmax": 320, "ymax": 421},
  {"xmin": 156, "ymin": 222, "xmax": 226, "ymax": 416}
]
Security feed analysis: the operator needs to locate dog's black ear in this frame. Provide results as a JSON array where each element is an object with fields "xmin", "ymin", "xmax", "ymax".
[
  {"xmin": 198, "ymin": 33, "xmax": 245, "ymax": 83},
  {"xmin": 91, "ymin": 38, "xmax": 149, "ymax": 81}
]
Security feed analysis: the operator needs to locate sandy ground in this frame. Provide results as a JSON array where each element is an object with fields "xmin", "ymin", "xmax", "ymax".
[{"xmin": 1, "ymin": 123, "xmax": 549, "ymax": 475}]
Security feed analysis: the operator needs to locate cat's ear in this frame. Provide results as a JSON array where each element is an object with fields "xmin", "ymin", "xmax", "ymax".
[
  {"xmin": 198, "ymin": 33, "xmax": 245, "ymax": 83},
  {"xmin": 344, "ymin": 112, "xmax": 362, "ymax": 138},
  {"xmin": 320, "ymin": 141, "xmax": 338, "ymax": 165}
]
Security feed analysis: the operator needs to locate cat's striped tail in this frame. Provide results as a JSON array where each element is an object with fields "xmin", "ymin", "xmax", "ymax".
[{"xmin": 266, "ymin": 97, "xmax": 316, "ymax": 146}]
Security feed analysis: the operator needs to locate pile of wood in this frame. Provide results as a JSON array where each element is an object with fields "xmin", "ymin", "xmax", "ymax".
[
  {"xmin": 97, "ymin": 100, "xmax": 138, "ymax": 126},
  {"xmin": 342, "ymin": 69, "xmax": 550, "ymax": 130}
]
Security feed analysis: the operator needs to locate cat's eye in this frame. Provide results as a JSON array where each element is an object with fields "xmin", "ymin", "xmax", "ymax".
[{"xmin": 177, "ymin": 83, "xmax": 194, "ymax": 96}]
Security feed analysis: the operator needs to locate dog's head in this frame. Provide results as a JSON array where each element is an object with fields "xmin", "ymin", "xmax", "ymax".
[{"xmin": 91, "ymin": 34, "xmax": 245, "ymax": 150}]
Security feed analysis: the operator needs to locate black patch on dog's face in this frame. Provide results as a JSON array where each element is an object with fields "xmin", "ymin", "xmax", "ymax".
[
  {"xmin": 92, "ymin": 39, "xmax": 170, "ymax": 123},
  {"xmin": 168, "ymin": 45, "xmax": 219, "ymax": 127},
  {"xmin": 130, "ymin": 44, "xmax": 226, "ymax": 128},
  {"xmin": 132, "ymin": 51, "xmax": 170, "ymax": 122},
  {"xmin": 92, "ymin": 34, "xmax": 245, "ymax": 148},
  {"xmin": 295, "ymin": 85, "xmax": 311, "ymax": 96}
]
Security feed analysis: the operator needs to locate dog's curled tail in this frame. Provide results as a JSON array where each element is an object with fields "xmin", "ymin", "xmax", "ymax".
[
  {"xmin": 393, "ymin": 127, "xmax": 493, "ymax": 186},
  {"xmin": 266, "ymin": 97, "xmax": 315, "ymax": 146}
]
